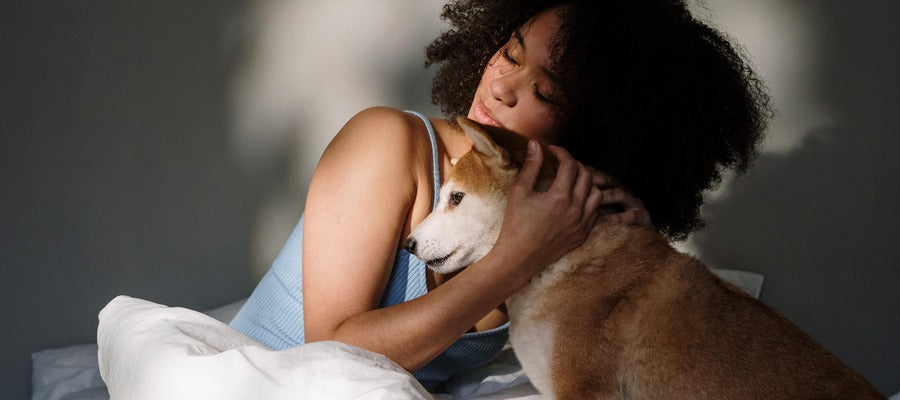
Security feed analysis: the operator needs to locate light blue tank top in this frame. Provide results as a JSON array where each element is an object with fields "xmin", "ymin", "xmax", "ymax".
[{"xmin": 229, "ymin": 110, "xmax": 509, "ymax": 392}]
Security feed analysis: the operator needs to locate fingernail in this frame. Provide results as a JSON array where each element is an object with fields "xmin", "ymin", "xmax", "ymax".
[{"xmin": 527, "ymin": 140, "xmax": 537, "ymax": 155}]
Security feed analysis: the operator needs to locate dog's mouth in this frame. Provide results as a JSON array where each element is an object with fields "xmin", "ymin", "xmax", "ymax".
[{"xmin": 425, "ymin": 250, "xmax": 456, "ymax": 269}]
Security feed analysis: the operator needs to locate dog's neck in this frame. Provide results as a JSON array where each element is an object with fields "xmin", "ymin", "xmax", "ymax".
[
  {"xmin": 549, "ymin": 223, "xmax": 671, "ymax": 293},
  {"xmin": 425, "ymin": 268, "xmax": 462, "ymax": 291}
]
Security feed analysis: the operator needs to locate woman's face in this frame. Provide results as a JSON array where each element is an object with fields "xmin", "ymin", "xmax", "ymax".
[{"xmin": 467, "ymin": 7, "xmax": 563, "ymax": 143}]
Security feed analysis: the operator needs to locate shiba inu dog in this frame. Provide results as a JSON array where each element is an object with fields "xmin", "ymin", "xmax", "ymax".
[{"xmin": 405, "ymin": 117, "xmax": 883, "ymax": 399}]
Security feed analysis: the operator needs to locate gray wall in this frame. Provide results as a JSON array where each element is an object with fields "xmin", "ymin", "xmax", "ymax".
[
  {"xmin": 689, "ymin": 1, "xmax": 899, "ymax": 394},
  {"xmin": 1, "ymin": 2, "xmax": 259, "ymax": 399},
  {"xmin": 1, "ymin": 1, "xmax": 897, "ymax": 399}
]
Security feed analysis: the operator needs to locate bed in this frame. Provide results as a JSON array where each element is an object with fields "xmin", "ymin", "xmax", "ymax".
[{"xmin": 32, "ymin": 268, "xmax": 767, "ymax": 400}]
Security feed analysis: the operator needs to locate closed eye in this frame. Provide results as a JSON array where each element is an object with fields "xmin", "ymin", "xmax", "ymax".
[
  {"xmin": 449, "ymin": 191, "xmax": 465, "ymax": 206},
  {"xmin": 500, "ymin": 48, "xmax": 518, "ymax": 66},
  {"xmin": 532, "ymin": 84, "xmax": 557, "ymax": 104}
]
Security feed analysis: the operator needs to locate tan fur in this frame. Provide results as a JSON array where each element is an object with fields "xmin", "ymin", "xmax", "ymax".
[
  {"xmin": 456, "ymin": 118, "xmax": 559, "ymax": 192},
  {"xmin": 448, "ymin": 153, "xmax": 497, "ymax": 198},
  {"xmin": 414, "ymin": 118, "xmax": 885, "ymax": 399}
]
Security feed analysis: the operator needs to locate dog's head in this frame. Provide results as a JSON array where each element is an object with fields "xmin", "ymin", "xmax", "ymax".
[{"xmin": 403, "ymin": 117, "xmax": 557, "ymax": 274}]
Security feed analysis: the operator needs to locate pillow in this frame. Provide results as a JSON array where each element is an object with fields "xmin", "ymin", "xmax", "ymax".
[
  {"xmin": 709, "ymin": 268, "xmax": 765, "ymax": 298},
  {"xmin": 31, "ymin": 344, "xmax": 108, "ymax": 400}
]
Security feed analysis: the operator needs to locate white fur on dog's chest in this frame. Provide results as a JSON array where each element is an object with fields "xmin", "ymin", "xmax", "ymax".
[{"xmin": 507, "ymin": 262, "xmax": 572, "ymax": 398}]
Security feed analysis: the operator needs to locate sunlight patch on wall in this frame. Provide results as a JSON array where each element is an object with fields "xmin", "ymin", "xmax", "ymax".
[
  {"xmin": 694, "ymin": 0, "xmax": 834, "ymax": 156},
  {"xmin": 227, "ymin": 1, "xmax": 446, "ymax": 278}
]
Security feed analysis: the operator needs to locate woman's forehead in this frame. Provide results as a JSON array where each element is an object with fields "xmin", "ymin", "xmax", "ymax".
[
  {"xmin": 517, "ymin": 7, "xmax": 561, "ymax": 51},
  {"xmin": 516, "ymin": 8, "xmax": 564, "ymax": 81}
]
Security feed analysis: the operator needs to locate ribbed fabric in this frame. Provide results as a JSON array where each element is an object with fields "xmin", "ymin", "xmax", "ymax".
[
  {"xmin": 406, "ymin": 110, "xmax": 441, "ymax": 210},
  {"xmin": 229, "ymin": 111, "xmax": 509, "ymax": 392}
]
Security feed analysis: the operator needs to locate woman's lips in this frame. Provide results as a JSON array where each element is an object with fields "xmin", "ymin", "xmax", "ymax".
[{"xmin": 473, "ymin": 102, "xmax": 502, "ymax": 128}]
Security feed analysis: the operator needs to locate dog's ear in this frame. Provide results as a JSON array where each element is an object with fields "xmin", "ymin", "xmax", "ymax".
[{"xmin": 457, "ymin": 117, "xmax": 510, "ymax": 166}]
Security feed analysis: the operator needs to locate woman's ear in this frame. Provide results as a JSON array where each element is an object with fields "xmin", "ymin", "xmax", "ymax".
[{"xmin": 457, "ymin": 117, "xmax": 511, "ymax": 165}]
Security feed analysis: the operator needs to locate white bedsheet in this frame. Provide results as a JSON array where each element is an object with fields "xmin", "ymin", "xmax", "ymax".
[
  {"xmin": 97, "ymin": 296, "xmax": 540, "ymax": 400},
  {"xmin": 83, "ymin": 269, "xmax": 772, "ymax": 400}
]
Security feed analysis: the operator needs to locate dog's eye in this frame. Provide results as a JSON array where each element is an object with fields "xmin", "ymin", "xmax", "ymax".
[{"xmin": 449, "ymin": 191, "xmax": 465, "ymax": 206}]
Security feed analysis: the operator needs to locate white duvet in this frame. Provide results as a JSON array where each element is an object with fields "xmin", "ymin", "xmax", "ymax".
[
  {"xmin": 97, "ymin": 296, "xmax": 539, "ymax": 400},
  {"xmin": 95, "ymin": 269, "xmax": 771, "ymax": 400}
]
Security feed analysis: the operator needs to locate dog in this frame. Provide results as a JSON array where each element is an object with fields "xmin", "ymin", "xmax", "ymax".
[{"xmin": 405, "ymin": 117, "xmax": 883, "ymax": 399}]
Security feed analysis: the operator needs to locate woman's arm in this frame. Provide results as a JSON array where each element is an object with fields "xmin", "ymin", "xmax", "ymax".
[{"xmin": 302, "ymin": 108, "xmax": 605, "ymax": 371}]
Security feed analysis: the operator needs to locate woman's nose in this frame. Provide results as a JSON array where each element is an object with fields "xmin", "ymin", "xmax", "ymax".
[{"xmin": 489, "ymin": 71, "xmax": 519, "ymax": 107}]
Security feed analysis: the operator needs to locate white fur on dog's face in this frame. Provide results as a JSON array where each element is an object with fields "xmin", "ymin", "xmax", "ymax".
[
  {"xmin": 407, "ymin": 180, "xmax": 505, "ymax": 274},
  {"xmin": 405, "ymin": 121, "xmax": 517, "ymax": 274}
]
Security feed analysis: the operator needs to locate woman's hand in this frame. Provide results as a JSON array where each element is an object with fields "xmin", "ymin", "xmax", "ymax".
[
  {"xmin": 490, "ymin": 141, "xmax": 604, "ymax": 274},
  {"xmin": 587, "ymin": 166, "xmax": 653, "ymax": 228},
  {"xmin": 490, "ymin": 140, "xmax": 652, "ymax": 276}
]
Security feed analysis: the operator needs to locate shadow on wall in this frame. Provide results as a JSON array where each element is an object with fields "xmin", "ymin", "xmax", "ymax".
[
  {"xmin": 0, "ymin": 1, "xmax": 269, "ymax": 398},
  {"xmin": 693, "ymin": 127, "xmax": 900, "ymax": 392},
  {"xmin": 687, "ymin": 0, "xmax": 900, "ymax": 394}
]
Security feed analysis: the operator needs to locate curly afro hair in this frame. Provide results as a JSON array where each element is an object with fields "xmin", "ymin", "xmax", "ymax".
[{"xmin": 425, "ymin": 0, "xmax": 771, "ymax": 240}]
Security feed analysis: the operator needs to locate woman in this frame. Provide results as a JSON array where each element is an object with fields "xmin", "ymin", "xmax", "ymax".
[{"xmin": 230, "ymin": 0, "xmax": 769, "ymax": 392}]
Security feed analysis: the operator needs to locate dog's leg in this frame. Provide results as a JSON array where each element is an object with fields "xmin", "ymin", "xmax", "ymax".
[{"xmin": 545, "ymin": 283, "xmax": 629, "ymax": 400}]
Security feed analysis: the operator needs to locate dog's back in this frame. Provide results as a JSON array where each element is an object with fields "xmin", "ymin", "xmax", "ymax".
[
  {"xmin": 509, "ymin": 222, "xmax": 884, "ymax": 399},
  {"xmin": 408, "ymin": 118, "xmax": 884, "ymax": 399}
]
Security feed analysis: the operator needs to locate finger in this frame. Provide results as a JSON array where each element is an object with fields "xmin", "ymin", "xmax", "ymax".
[
  {"xmin": 616, "ymin": 188, "xmax": 646, "ymax": 211},
  {"xmin": 513, "ymin": 140, "xmax": 543, "ymax": 194},
  {"xmin": 572, "ymin": 163, "xmax": 594, "ymax": 206},
  {"xmin": 589, "ymin": 169, "xmax": 621, "ymax": 190},
  {"xmin": 584, "ymin": 185, "xmax": 605, "ymax": 220},
  {"xmin": 620, "ymin": 192, "xmax": 646, "ymax": 211},
  {"xmin": 597, "ymin": 187, "xmax": 643, "ymax": 210},
  {"xmin": 545, "ymin": 145, "xmax": 579, "ymax": 193},
  {"xmin": 598, "ymin": 188, "xmax": 629, "ymax": 207}
]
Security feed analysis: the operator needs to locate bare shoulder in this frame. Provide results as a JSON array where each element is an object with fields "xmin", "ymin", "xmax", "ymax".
[
  {"xmin": 315, "ymin": 107, "xmax": 439, "ymax": 192},
  {"xmin": 327, "ymin": 107, "xmax": 431, "ymax": 156},
  {"xmin": 308, "ymin": 107, "xmax": 437, "ymax": 220}
]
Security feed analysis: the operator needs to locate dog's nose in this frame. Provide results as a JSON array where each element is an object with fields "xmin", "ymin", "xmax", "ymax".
[{"xmin": 403, "ymin": 237, "xmax": 417, "ymax": 254}]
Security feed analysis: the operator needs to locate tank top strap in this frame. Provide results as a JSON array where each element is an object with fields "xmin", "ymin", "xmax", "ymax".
[{"xmin": 404, "ymin": 110, "xmax": 441, "ymax": 210}]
